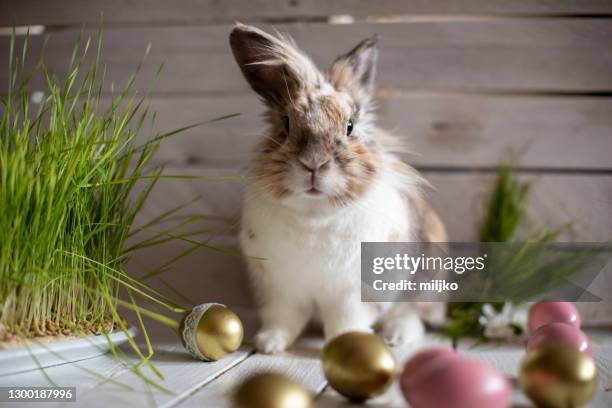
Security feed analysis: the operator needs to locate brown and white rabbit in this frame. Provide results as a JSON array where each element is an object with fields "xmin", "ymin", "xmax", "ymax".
[{"xmin": 230, "ymin": 24, "xmax": 446, "ymax": 353}]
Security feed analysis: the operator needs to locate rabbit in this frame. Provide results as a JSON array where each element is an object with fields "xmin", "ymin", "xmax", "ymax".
[{"xmin": 229, "ymin": 23, "xmax": 447, "ymax": 353}]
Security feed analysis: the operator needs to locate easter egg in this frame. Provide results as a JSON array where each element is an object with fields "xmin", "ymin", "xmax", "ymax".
[
  {"xmin": 402, "ymin": 357, "xmax": 511, "ymax": 408},
  {"xmin": 528, "ymin": 301, "xmax": 580, "ymax": 334},
  {"xmin": 233, "ymin": 372, "xmax": 312, "ymax": 408},
  {"xmin": 527, "ymin": 322, "xmax": 592, "ymax": 356},
  {"xmin": 179, "ymin": 303, "xmax": 244, "ymax": 361},
  {"xmin": 400, "ymin": 347, "xmax": 459, "ymax": 389},
  {"xmin": 520, "ymin": 343, "xmax": 597, "ymax": 408},
  {"xmin": 322, "ymin": 332, "xmax": 396, "ymax": 401}
]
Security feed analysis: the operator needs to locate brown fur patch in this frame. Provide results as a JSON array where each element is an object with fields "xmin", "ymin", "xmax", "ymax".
[
  {"xmin": 329, "ymin": 62, "xmax": 358, "ymax": 92},
  {"xmin": 252, "ymin": 138, "xmax": 292, "ymax": 199},
  {"xmin": 415, "ymin": 197, "xmax": 448, "ymax": 242},
  {"xmin": 329, "ymin": 138, "xmax": 383, "ymax": 207}
]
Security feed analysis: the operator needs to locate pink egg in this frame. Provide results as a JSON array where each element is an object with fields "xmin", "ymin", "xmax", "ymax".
[
  {"xmin": 400, "ymin": 348, "xmax": 459, "ymax": 389},
  {"xmin": 528, "ymin": 301, "xmax": 580, "ymax": 333},
  {"xmin": 527, "ymin": 322, "xmax": 592, "ymax": 356},
  {"xmin": 402, "ymin": 357, "xmax": 511, "ymax": 408}
]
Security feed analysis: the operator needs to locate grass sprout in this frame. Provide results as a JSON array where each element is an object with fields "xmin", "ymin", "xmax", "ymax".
[
  {"xmin": 0, "ymin": 25, "xmax": 237, "ymax": 368},
  {"xmin": 443, "ymin": 160, "xmax": 586, "ymax": 343}
]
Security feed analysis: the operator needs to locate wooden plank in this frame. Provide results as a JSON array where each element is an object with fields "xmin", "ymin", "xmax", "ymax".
[
  {"xmin": 176, "ymin": 338, "xmax": 327, "ymax": 407},
  {"xmin": 7, "ymin": 92, "xmax": 612, "ymax": 170},
  {"xmin": 0, "ymin": 342, "xmax": 251, "ymax": 408},
  {"xmin": 3, "ymin": 1, "xmax": 612, "ymax": 26},
  {"xmin": 0, "ymin": 343, "xmax": 252, "ymax": 407},
  {"xmin": 2, "ymin": 19, "xmax": 612, "ymax": 94},
  {"xmin": 424, "ymin": 172, "xmax": 612, "ymax": 242},
  {"xmin": 377, "ymin": 95, "xmax": 612, "ymax": 171},
  {"xmin": 100, "ymin": 94, "xmax": 612, "ymax": 170},
  {"xmin": 65, "ymin": 343, "xmax": 251, "ymax": 408},
  {"xmin": 128, "ymin": 168, "xmax": 612, "ymax": 242}
]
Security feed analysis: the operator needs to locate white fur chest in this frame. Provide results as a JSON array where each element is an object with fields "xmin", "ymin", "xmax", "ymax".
[{"xmin": 239, "ymin": 174, "xmax": 414, "ymax": 299}]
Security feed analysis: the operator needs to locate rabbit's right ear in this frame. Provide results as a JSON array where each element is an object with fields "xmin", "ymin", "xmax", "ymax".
[
  {"xmin": 229, "ymin": 24, "xmax": 319, "ymax": 107},
  {"xmin": 329, "ymin": 35, "xmax": 379, "ymax": 98}
]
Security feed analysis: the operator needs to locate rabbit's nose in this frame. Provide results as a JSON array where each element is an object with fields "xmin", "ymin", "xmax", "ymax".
[{"xmin": 299, "ymin": 158, "xmax": 330, "ymax": 174}]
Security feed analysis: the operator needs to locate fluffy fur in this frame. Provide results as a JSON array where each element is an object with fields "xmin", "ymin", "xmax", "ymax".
[{"xmin": 230, "ymin": 24, "xmax": 446, "ymax": 353}]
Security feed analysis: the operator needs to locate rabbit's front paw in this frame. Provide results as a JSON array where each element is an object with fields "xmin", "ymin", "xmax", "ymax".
[
  {"xmin": 254, "ymin": 328, "xmax": 292, "ymax": 354},
  {"xmin": 380, "ymin": 315, "xmax": 424, "ymax": 347}
]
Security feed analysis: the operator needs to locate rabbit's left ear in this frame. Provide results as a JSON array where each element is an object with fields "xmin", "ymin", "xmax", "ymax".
[
  {"xmin": 329, "ymin": 35, "xmax": 379, "ymax": 95},
  {"xmin": 230, "ymin": 23, "xmax": 321, "ymax": 107}
]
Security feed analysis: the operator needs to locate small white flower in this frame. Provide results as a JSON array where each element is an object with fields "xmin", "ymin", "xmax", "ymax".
[{"xmin": 478, "ymin": 302, "xmax": 523, "ymax": 340}]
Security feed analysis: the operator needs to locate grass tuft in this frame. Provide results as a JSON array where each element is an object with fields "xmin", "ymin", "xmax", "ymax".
[
  {"xmin": 443, "ymin": 159, "xmax": 584, "ymax": 343},
  {"xmin": 0, "ymin": 29, "xmax": 226, "ymax": 344}
]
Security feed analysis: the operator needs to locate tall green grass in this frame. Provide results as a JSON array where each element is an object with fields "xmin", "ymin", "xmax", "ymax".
[
  {"xmin": 0, "ymin": 30, "xmax": 209, "ymax": 342},
  {"xmin": 443, "ymin": 162, "xmax": 583, "ymax": 343}
]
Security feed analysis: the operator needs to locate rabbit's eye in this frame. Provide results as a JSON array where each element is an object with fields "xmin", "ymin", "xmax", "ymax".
[
  {"xmin": 346, "ymin": 119, "xmax": 354, "ymax": 136},
  {"xmin": 282, "ymin": 116, "xmax": 290, "ymax": 134}
]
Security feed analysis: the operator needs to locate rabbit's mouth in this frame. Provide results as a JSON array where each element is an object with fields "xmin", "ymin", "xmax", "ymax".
[{"xmin": 306, "ymin": 187, "xmax": 323, "ymax": 196}]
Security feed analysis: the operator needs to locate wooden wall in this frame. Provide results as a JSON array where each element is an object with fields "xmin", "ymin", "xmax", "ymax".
[{"xmin": 2, "ymin": 1, "xmax": 611, "ymax": 329}]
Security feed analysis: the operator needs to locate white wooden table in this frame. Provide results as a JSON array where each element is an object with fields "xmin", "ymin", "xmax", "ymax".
[{"xmin": 1, "ymin": 330, "xmax": 611, "ymax": 408}]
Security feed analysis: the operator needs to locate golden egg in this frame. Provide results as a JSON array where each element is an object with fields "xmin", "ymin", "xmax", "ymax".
[
  {"xmin": 233, "ymin": 372, "xmax": 312, "ymax": 408},
  {"xmin": 179, "ymin": 303, "xmax": 243, "ymax": 361},
  {"xmin": 519, "ymin": 343, "xmax": 597, "ymax": 408},
  {"xmin": 322, "ymin": 331, "xmax": 397, "ymax": 401}
]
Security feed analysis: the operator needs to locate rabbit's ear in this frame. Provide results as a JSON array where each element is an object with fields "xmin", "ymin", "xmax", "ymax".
[
  {"xmin": 329, "ymin": 35, "xmax": 379, "ymax": 96},
  {"xmin": 230, "ymin": 24, "xmax": 320, "ymax": 106}
]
